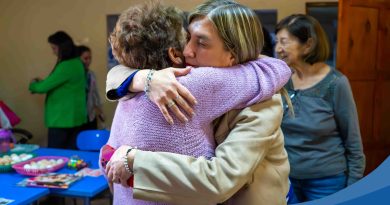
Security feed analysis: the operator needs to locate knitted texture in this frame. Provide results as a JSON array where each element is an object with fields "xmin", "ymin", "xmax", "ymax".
[{"xmin": 106, "ymin": 57, "xmax": 291, "ymax": 205}]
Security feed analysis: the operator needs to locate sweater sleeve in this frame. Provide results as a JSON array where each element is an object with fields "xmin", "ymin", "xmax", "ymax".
[
  {"xmin": 106, "ymin": 65, "xmax": 138, "ymax": 101},
  {"xmin": 29, "ymin": 62, "xmax": 72, "ymax": 93},
  {"xmin": 333, "ymin": 75, "xmax": 366, "ymax": 185},
  {"xmin": 105, "ymin": 58, "xmax": 291, "ymax": 103},
  {"xmin": 132, "ymin": 95, "xmax": 284, "ymax": 204},
  {"xmin": 177, "ymin": 57, "xmax": 291, "ymax": 121}
]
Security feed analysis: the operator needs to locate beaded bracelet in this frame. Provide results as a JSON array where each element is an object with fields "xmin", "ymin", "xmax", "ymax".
[
  {"xmin": 123, "ymin": 147, "xmax": 135, "ymax": 174},
  {"xmin": 144, "ymin": 69, "xmax": 155, "ymax": 100}
]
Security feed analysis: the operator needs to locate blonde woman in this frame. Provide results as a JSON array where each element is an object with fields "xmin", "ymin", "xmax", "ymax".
[{"xmin": 106, "ymin": 1, "xmax": 291, "ymax": 204}]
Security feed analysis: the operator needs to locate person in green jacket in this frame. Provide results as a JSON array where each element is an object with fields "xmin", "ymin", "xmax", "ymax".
[{"xmin": 29, "ymin": 31, "xmax": 87, "ymax": 149}]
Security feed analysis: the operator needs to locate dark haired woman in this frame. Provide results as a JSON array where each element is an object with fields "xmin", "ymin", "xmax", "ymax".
[
  {"xmin": 29, "ymin": 31, "xmax": 87, "ymax": 149},
  {"xmin": 275, "ymin": 14, "xmax": 365, "ymax": 202}
]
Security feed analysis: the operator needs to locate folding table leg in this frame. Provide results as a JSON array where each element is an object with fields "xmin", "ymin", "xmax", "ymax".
[{"xmin": 83, "ymin": 197, "xmax": 90, "ymax": 205}]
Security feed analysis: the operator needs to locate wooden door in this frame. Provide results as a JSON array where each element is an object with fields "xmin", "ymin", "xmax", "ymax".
[{"xmin": 337, "ymin": 0, "xmax": 390, "ymax": 174}]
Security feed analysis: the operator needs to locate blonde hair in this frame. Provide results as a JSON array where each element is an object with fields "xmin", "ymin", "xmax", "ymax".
[
  {"xmin": 189, "ymin": 2, "xmax": 263, "ymax": 64},
  {"xmin": 190, "ymin": 1, "xmax": 293, "ymax": 116}
]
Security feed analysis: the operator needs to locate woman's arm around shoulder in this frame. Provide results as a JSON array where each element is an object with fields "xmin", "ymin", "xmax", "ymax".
[{"xmin": 181, "ymin": 57, "xmax": 291, "ymax": 106}]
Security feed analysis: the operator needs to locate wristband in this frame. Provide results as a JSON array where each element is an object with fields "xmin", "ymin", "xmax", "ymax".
[
  {"xmin": 123, "ymin": 147, "xmax": 135, "ymax": 174},
  {"xmin": 144, "ymin": 69, "xmax": 155, "ymax": 100}
]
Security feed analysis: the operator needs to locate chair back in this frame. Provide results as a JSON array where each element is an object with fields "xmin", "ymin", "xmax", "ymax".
[
  {"xmin": 11, "ymin": 128, "xmax": 33, "ymax": 144},
  {"xmin": 76, "ymin": 129, "xmax": 110, "ymax": 151}
]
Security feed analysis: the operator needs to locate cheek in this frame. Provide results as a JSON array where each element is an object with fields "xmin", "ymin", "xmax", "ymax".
[
  {"xmin": 286, "ymin": 48, "xmax": 300, "ymax": 59},
  {"xmin": 218, "ymin": 49, "xmax": 234, "ymax": 66},
  {"xmin": 194, "ymin": 51, "xmax": 211, "ymax": 66},
  {"xmin": 280, "ymin": 47, "xmax": 295, "ymax": 59},
  {"xmin": 204, "ymin": 52, "xmax": 231, "ymax": 67}
]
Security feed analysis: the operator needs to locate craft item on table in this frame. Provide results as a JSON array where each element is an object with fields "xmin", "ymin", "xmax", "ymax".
[
  {"xmin": 11, "ymin": 144, "xmax": 39, "ymax": 153},
  {"xmin": 12, "ymin": 156, "xmax": 69, "ymax": 176},
  {"xmin": 0, "ymin": 197, "xmax": 14, "ymax": 205},
  {"xmin": 0, "ymin": 153, "xmax": 35, "ymax": 172},
  {"xmin": 17, "ymin": 173, "xmax": 81, "ymax": 189},
  {"xmin": 0, "ymin": 153, "xmax": 34, "ymax": 165},
  {"xmin": 67, "ymin": 155, "xmax": 88, "ymax": 170},
  {"xmin": 75, "ymin": 167, "xmax": 102, "ymax": 177}
]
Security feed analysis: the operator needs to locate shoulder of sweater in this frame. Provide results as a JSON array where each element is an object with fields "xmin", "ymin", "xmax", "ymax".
[{"xmin": 330, "ymin": 69, "xmax": 350, "ymax": 86}]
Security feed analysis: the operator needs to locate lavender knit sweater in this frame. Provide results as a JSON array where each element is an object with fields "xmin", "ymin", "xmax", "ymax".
[{"xmin": 105, "ymin": 57, "xmax": 291, "ymax": 205}]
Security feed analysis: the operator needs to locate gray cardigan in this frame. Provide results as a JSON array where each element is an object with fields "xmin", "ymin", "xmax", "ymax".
[{"xmin": 281, "ymin": 69, "xmax": 365, "ymax": 186}]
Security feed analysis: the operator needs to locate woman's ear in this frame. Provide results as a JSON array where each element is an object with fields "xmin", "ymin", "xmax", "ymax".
[
  {"xmin": 224, "ymin": 52, "xmax": 236, "ymax": 67},
  {"xmin": 228, "ymin": 55, "xmax": 236, "ymax": 67},
  {"xmin": 168, "ymin": 47, "xmax": 184, "ymax": 67},
  {"xmin": 303, "ymin": 38, "xmax": 314, "ymax": 55}
]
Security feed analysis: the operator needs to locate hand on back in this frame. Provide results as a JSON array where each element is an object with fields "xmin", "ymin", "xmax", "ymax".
[{"xmin": 149, "ymin": 67, "xmax": 197, "ymax": 125}]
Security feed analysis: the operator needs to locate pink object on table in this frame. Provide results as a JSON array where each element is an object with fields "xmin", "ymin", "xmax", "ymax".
[{"xmin": 12, "ymin": 156, "xmax": 69, "ymax": 176}]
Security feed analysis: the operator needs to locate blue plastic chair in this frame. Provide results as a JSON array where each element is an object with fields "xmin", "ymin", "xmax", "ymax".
[
  {"xmin": 76, "ymin": 129, "xmax": 110, "ymax": 151},
  {"xmin": 75, "ymin": 129, "xmax": 112, "ymax": 204}
]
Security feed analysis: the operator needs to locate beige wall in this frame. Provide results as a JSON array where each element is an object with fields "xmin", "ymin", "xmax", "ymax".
[{"xmin": 0, "ymin": 0, "xmax": 336, "ymax": 146}]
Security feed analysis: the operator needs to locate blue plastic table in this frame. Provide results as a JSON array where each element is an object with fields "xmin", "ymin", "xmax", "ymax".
[
  {"xmin": 0, "ymin": 183, "xmax": 49, "ymax": 205},
  {"xmin": 0, "ymin": 155, "xmax": 49, "ymax": 205},
  {"xmin": 0, "ymin": 148, "xmax": 108, "ymax": 205},
  {"xmin": 35, "ymin": 148, "xmax": 109, "ymax": 205}
]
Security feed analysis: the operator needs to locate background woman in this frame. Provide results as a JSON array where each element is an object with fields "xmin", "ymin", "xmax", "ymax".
[
  {"xmin": 78, "ymin": 45, "xmax": 105, "ymax": 130},
  {"xmin": 29, "ymin": 31, "xmax": 87, "ymax": 149},
  {"xmin": 275, "ymin": 14, "xmax": 365, "ymax": 202}
]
